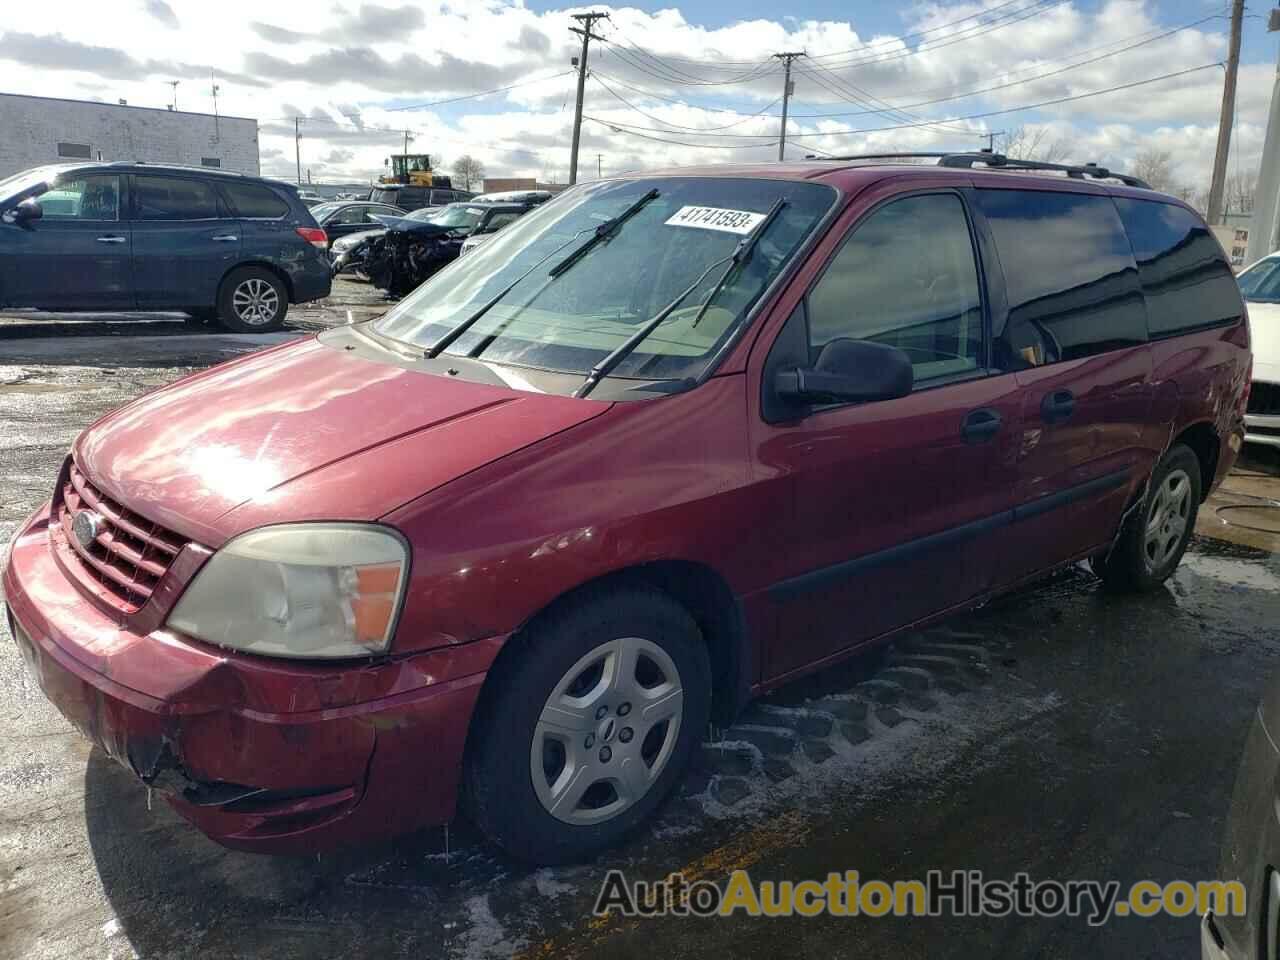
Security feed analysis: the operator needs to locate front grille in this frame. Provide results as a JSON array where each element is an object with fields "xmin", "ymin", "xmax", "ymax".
[
  {"xmin": 56, "ymin": 463, "xmax": 186, "ymax": 611},
  {"xmin": 1248, "ymin": 381, "xmax": 1280, "ymax": 416}
]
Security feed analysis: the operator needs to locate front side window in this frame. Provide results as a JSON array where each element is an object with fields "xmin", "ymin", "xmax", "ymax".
[
  {"xmin": 1113, "ymin": 198, "xmax": 1246, "ymax": 332},
  {"xmin": 374, "ymin": 177, "xmax": 836, "ymax": 383},
  {"xmin": 330, "ymin": 205, "xmax": 368, "ymax": 225},
  {"xmin": 427, "ymin": 205, "xmax": 486, "ymax": 231},
  {"xmin": 37, "ymin": 174, "xmax": 120, "ymax": 220},
  {"xmin": 133, "ymin": 176, "xmax": 220, "ymax": 221},
  {"xmin": 478, "ymin": 212, "xmax": 520, "ymax": 234},
  {"xmin": 806, "ymin": 193, "xmax": 984, "ymax": 384},
  {"xmin": 977, "ymin": 189, "xmax": 1147, "ymax": 369},
  {"xmin": 1238, "ymin": 259, "xmax": 1280, "ymax": 302}
]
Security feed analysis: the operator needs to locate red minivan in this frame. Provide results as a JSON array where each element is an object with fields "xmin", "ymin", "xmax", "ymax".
[{"xmin": 2, "ymin": 154, "xmax": 1250, "ymax": 864}]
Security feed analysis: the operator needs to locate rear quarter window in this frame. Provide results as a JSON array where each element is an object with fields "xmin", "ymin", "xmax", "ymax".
[
  {"xmin": 223, "ymin": 182, "xmax": 290, "ymax": 219},
  {"xmin": 1112, "ymin": 198, "xmax": 1244, "ymax": 336},
  {"xmin": 977, "ymin": 188, "xmax": 1147, "ymax": 370}
]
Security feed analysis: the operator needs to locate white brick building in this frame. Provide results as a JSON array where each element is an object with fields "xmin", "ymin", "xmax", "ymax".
[{"xmin": 0, "ymin": 92, "xmax": 259, "ymax": 179}]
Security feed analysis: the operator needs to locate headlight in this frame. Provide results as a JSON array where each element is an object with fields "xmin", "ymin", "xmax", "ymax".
[{"xmin": 168, "ymin": 523, "xmax": 409, "ymax": 660}]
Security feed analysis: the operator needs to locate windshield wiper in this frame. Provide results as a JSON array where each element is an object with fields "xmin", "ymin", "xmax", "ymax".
[
  {"xmin": 688, "ymin": 198, "xmax": 786, "ymax": 329},
  {"xmin": 573, "ymin": 198, "xmax": 787, "ymax": 400},
  {"xmin": 547, "ymin": 188, "xmax": 659, "ymax": 279},
  {"xmin": 424, "ymin": 189, "xmax": 660, "ymax": 359}
]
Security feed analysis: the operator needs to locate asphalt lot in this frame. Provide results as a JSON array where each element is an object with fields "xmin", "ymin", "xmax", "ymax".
[{"xmin": 2, "ymin": 281, "xmax": 1280, "ymax": 959}]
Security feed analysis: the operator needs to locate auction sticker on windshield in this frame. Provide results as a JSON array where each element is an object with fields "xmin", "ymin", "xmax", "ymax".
[{"xmin": 665, "ymin": 205, "xmax": 768, "ymax": 235}]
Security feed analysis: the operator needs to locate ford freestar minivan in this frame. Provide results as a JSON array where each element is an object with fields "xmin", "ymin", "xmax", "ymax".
[{"xmin": 2, "ymin": 154, "xmax": 1251, "ymax": 864}]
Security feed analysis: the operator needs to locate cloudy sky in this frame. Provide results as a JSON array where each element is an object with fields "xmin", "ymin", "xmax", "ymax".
[{"xmin": 0, "ymin": 0, "xmax": 1274, "ymax": 191}]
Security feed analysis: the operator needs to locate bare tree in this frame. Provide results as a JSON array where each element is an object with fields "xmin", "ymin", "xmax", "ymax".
[
  {"xmin": 1223, "ymin": 169, "xmax": 1257, "ymax": 215},
  {"xmin": 452, "ymin": 155, "xmax": 486, "ymax": 191},
  {"xmin": 1128, "ymin": 149, "xmax": 1178, "ymax": 193},
  {"xmin": 1003, "ymin": 126, "xmax": 1070, "ymax": 162}
]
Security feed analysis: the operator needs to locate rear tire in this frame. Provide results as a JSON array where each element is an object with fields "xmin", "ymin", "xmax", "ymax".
[
  {"xmin": 464, "ymin": 584, "xmax": 711, "ymax": 864},
  {"xmin": 216, "ymin": 267, "xmax": 288, "ymax": 333},
  {"xmin": 1091, "ymin": 444, "xmax": 1201, "ymax": 592}
]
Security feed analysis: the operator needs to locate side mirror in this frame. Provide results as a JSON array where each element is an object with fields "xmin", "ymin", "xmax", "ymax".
[
  {"xmin": 3, "ymin": 197, "xmax": 43, "ymax": 226},
  {"xmin": 775, "ymin": 339, "xmax": 913, "ymax": 404}
]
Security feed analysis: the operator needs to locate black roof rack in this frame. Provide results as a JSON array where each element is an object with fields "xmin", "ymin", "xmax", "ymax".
[{"xmin": 803, "ymin": 149, "xmax": 1151, "ymax": 190}]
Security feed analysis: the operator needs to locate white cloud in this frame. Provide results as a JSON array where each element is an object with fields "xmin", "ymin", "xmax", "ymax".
[{"xmin": 0, "ymin": 0, "xmax": 1269, "ymax": 191}]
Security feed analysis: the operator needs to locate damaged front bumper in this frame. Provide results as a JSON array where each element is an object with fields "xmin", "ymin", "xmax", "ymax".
[{"xmin": 4, "ymin": 502, "xmax": 499, "ymax": 854}]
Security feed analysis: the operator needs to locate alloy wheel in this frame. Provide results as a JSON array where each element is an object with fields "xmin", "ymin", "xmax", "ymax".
[
  {"xmin": 530, "ymin": 636, "xmax": 684, "ymax": 825},
  {"xmin": 1144, "ymin": 467, "xmax": 1192, "ymax": 571},
  {"xmin": 231, "ymin": 278, "xmax": 280, "ymax": 327}
]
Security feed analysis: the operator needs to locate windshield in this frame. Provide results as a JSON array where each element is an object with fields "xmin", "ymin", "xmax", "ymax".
[
  {"xmin": 0, "ymin": 166, "xmax": 63, "ymax": 203},
  {"xmin": 406, "ymin": 207, "xmax": 438, "ymax": 222},
  {"xmin": 373, "ymin": 177, "xmax": 835, "ymax": 381},
  {"xmin": 428, "ymin": 205, "xmax": 487, "ymax": 230},
  {"xmin": 1238, "ymin": 258, "xmax": 1280, "ymax": 302}
]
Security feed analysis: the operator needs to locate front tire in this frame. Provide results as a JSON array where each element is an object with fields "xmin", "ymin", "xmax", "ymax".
[
  {"xmin": 216, "ymin": 267, "xmax": 288, "ymax": 333},
  {"xmin": 1091, "ymin": 444, "xmax": 1201, "ymax": 592},
  {"xmin": 464, "ymin": 584, "xmax": 711, "ymax": 864}
]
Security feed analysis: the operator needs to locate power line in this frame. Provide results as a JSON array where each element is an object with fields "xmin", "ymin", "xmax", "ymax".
[
  {"xmin": 583, "ymin": 61, "xmax": 1224, "ymax": 147},
  {"xmin": 379, "ymin": 71, "xmax": 576, "ymax": 112},
  {"xmin": 590, "ymin": 72, "xmax": 781, "ymax": 131},
  {"xmin": 797, "ymin": 59, "xmax": 974, "ymax": 135},
  {"xmin": 787, "ymin": 15, "xmax": 1221, "ymax": 120},
  {"xmin": 807, "ymin": 0, "xmax": 1073, "ymax": 72},
  {"xmin": 604, "ymin": 0, "xmax": 1047, "ymax": 69}
]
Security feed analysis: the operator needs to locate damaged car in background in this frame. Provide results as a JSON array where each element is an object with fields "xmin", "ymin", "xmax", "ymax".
[{"xmin": 366, "ymin": 200, "xmax": 546, "ymax": 296}]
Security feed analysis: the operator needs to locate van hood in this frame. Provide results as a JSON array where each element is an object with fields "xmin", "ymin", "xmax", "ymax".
[{"xmin": 74, "ymin": 335, "xmax": 609, "ymax": 547}]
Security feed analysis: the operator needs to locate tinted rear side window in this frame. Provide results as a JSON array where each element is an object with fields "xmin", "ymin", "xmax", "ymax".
[
  {"xmin": 977, "ymin": 189, "xmax": 1147, "ymax": 370},
  {"xmin": 134, "ymin": 176, "xmax": 220, "ymax": 220},
  {"xmin": 223, "ymin": 181, "xmax": 289, "ymax": 219},
  {"xmin": 1113, "ymin": 198, "xmax": 1243, "ymax": 336}
]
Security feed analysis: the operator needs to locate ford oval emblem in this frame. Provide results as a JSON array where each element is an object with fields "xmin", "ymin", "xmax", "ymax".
[{"xmin": 71, "ymin": 510, "xmax": 105, "ymax": 549}]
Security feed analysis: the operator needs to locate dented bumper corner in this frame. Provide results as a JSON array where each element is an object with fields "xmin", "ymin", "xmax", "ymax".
[{"xmin": 4, "ymin": 502, "xmax": 499, "ymax": 854}]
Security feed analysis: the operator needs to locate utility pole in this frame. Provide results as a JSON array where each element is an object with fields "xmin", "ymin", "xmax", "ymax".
[
  {"xmin": 1207, "ymin": 0, "xmax": 1245, "ymax": 224},
  {"xmin": 982, "ymin": 130, "xmax": 1007, "ymax": 152},
  {"xmin": 597, "ymin": 154, "xmax": 603, "ymax": 178},
  {"xmin": 403, "ymin": 130, "xmax": 413, "ymax": 158},
  {"xmin": 568, "ymin": 11, "xmax": 609, "ymax": 185},
  {"xmin": 775, "ymin": 52, "xmax": 804, "ymax": 161},
  {"xmin": 294, "ymin": 117, "xmax": 303, "ymax": 185},
  {"xmin": 210, "ymin": 74, "xmax": 220, "ymax": 142},
  {"xmin": 167, "ymin": 80, "xmax": 179, "ymax": 110},
  {"xmin": 1247, "ymin": 8, "xmax": 1280, "ymax": 263}
]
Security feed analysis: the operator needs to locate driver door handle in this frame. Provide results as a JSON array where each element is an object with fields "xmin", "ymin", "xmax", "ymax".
[
  {"xmin": 210, "ymin": 234, "xmax": 239, "ymax": 242},
  {"xmin": 1041, "ymin": 388, "xmax": 1076, "ymax": 423},
  {"xmin": 95, "ymin": 235, "xmax": 126, "ymax": 243},
  {"xmin": 961, "ymin": 408, "xmax": 1002, "ymax": 443}
]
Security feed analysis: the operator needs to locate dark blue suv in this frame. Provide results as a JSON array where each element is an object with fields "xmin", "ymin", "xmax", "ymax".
[{"xmin": 0, "ymin": 162, "xmax": 331, "ymax": 332}]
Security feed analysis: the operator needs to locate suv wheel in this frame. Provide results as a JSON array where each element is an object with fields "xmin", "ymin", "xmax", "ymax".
[
  {"xmin": 217, "ymin": 267, "xmax": 288, "ymax": 333},
  {"xmin": 465, "ymin": 584, "xmax": 711, "ymax": 864},
  {"xmin": 1091, "ymin": 443, "xmax": 1202, "ymax": 592}
]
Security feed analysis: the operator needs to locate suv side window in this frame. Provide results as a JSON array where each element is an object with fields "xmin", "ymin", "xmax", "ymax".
[
  {"xmin": 976, "ymin": 189, "xmax": 1146, "ymax": 370},
  {"xmin": 478, "ymin": 212, "xmax": 520, "ymax": 234},
  {"xmin": 806, "ymin": 193, "xmax": 984, "ymax": 384},
  {"xmin": 222, "ymin": 181, "xmax": 288, "ymax": 219},
  {"xmin": 330, "ymin": 205, "xmax": 368, "ymax": 225},
  {"xmin": 37, "ymin": 175, "xmax": 120, "ymax": 220},
  {"xmin": 133, "ymin": 175, "xmax": 220, "ymax": 221},
  {"xmin": 1113, "ymin": 198, "xmax": 1244, "ymax": 335}
]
